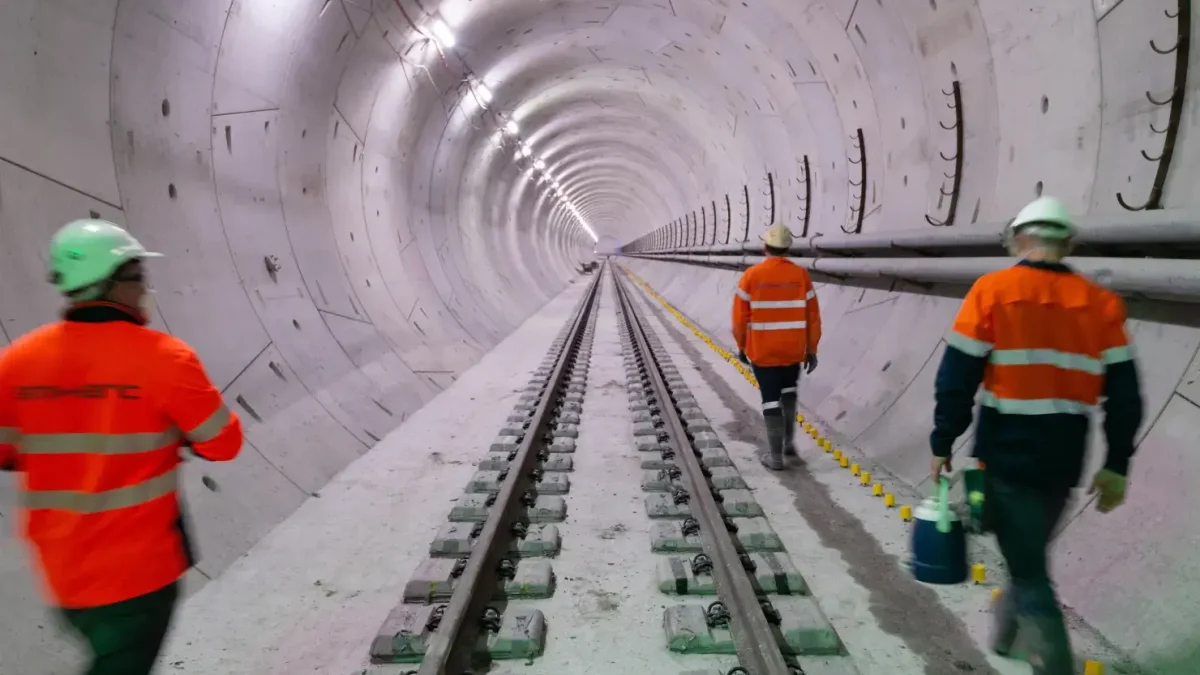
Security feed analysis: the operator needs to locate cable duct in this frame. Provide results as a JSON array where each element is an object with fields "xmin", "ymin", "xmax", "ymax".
[
  {"xmin": 624, "ymin": 253, "xmax": 1200, "ymax": 305},
  {"xmin": 626, "ymin": 209, "xmax": 1200, "ymax": 257}
]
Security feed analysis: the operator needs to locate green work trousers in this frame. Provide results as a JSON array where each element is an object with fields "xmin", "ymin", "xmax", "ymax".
[
  {"xmin": 984, "ymin": 476, "xmax": 1073, "ymax": 674},
  {"xmin": 59, "ymin": 581, "xmax": 179, "ymax": 675}
]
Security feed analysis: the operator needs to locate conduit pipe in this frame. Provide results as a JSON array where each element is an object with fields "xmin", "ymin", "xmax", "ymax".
[
  {"xmin": 629, "ymin": 209, "xmax": 1200, "ymax": 257},
  {"xmin": 623, "ymin": 253, "xmax": 1200, "ymax": 305}
]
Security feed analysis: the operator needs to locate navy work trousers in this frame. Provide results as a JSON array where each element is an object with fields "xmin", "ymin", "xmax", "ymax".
[{"xmin": 751, "ymin": 363, "xmax": 801, "ymax": 416}]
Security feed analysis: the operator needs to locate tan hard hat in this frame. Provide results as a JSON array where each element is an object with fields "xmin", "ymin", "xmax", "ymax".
[{"xmin": 763, "ymin": 223, "xmax": 794, "ymax": 249}]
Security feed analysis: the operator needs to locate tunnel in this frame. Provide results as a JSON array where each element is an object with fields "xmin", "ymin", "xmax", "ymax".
[{"xmin": 0, "ymin": 0, "xmax": 1197, "ymax": 673}]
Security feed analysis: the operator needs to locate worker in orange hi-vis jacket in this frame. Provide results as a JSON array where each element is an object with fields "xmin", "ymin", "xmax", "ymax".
[
  {"xmin": 0, "ymin": 219, "xmax": 243, "ymax": 675},
  {"xmin": 732, "ymin": 223, "xmax": 822, "ymax": 471},
  {"xmin": 929, "ymin": 197, "xmax": 1144, "ymax": 675}
]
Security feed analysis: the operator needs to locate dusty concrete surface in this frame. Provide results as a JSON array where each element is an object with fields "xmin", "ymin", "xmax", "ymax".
[{"xmin": 156, "ymin": 282, "xmax": 586, "ymax": 675}]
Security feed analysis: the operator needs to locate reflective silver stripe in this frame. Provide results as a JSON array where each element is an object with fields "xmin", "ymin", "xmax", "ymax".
[
  {"xmin": 19, "ymin": 430, "xmax": 181, "ymax": 456},
  {"xmin": 981, "ymin": 391, "xmax": 1093, "ymax": 416},
  {"xmin": 762, "ymin": 401, "xmax": 781, "ymax": 410},
  {"xmin": 20, "ymin": 468, "xmax": 178, "ymax": 513},
  {"xmin": 1102, "ymin": 345, "xmax": 1135, "ymax": 365},
  {"xmin": 990, "ymin": 349, "xmax": 1103, "ymax": 375},
  {"xmin": 946, "ymin": 330, "xmax": 993, "ymax": 358},
  {"xmin": 734, "ymin": 288, "xmax": 750, "ymax": 301},
  {"xmin": 186, "ymin": 404, "xmax": 232, "ymax": 444},
  {"xmin": 780, "ymin": 387, "xmax": 797, "ymax": 394},
  {"xmin": 806, "ymin": 289, "xmax": 816, "ymax": 300},
  {"xmin": 749, "ymin": 321, "xmax": 806, "ymax": 330},
  {"xmin": 0, "ymin": 426, "xmax": 16, "ymax": 445},
  {"xmin": 750, "ymin": 300, "xmax": 806, "ymax": 309}
]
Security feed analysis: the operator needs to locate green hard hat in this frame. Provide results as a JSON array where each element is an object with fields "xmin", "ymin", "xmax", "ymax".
[
  {"xmin": 48, "ymin": 219, "xmax": 161, "ymax": 294},
  {"xmin": 1009, "ymin": 196, "xmax": 1075, "ymax": 240}
]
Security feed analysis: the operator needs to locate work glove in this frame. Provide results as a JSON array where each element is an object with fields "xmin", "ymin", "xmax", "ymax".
[
  {"xmin": 737, "ymin": 350, "xmax": 750, "ymax": 365},
  {"xmin": 805, "ymin": 353, "xmax": 819, "ymax": 374},
  {"xmin": 1089, "ymin": 468, "xmax": 1127, "ymax": 513}
]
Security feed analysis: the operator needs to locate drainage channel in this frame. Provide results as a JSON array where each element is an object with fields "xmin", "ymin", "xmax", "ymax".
[
  {"xmin": 612, "ymin": 268, "xmax": 855, "ymax": 675},
  {"xmin": 368, "ymin": 267, "xmax": 603, "ymax": 675}
]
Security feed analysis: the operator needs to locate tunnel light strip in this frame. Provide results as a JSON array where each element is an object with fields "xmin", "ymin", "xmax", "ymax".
[
  {"xmin": 440, "ymin": 0, "xmax": 470, "ymax": 27},
  {"xmin": 430, "ymin": 18, "xmax": 455, "ymax": 49}
]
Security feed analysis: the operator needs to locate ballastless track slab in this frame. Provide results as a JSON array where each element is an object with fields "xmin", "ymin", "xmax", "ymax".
[{"xmin": 364, "ymin": 263, "xmax": 857, "ymax": 675}]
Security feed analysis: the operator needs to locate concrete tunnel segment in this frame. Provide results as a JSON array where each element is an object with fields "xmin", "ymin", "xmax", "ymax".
[{"xmin": 0, "ymin": 0, "xmax": 1197, "ymax": 672}]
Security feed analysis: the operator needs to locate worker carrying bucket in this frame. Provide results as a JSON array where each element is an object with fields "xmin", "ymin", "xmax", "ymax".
[
  {"xmin": 0, "ymin": 219, "xmax": 244, "ymax": 675},
  {"xmin": 927, "ymin": 196, "xmax": 1144, "ymax": 675}
]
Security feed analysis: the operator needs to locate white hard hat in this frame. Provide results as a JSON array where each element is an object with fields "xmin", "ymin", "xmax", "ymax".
[
  {"xmin": 762, "ymin": 223, "xmax": 794, "ymax": 249},
  {"xmin": 48, "ymin": 219, "xmax": 162, "ymax": 293},
  {"xmin": 1009, "ymin": 197, "xmax": 1075, "ymax": 240}
]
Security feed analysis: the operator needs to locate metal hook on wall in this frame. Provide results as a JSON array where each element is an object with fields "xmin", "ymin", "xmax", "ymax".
[
  {"xmin": 724, "ymin": 193, "xmax": 733, "ymax": 244},
  {"xmin": 710, "ymin": 200, "xmax": 719, "ymax": 245},
  {"xmin": 926, "ymin": 80, "xmax": 964, "ymax": 227},
  {"xmin": 797, "ymin": 155, "xmax": 812, "ymax": 238},
  {"xmin": 740, "ymin": 184, "xmax": 751, "ymax": 242},
  {"xmin": 842, "ymin": 128, "xmax": 867, "ymax": 234},
  {"xmin": 1117, "ymin": 0, "xmax": 1189, "ymax": 212},
  {"xmin": 763, "ymin": 172, "xmax": 777, "ymax": 226},
  {"xmin": 699, "ymin": 205, "xmax": 708, "ymax": 246},
  {"xmin": 690, "ymin": 210, "xmax": 699, "ymax": 247}
]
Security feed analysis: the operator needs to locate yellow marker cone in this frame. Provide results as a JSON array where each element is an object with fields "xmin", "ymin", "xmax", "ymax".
[
  {"xmin": 850, "ymin": 463, "xmax": 860, "ymax": 476},
  {"xmin": 1083, "ymin": 661, "xmax": 1104, "ymax": 675},
  {"xmin": 832, "ymin": 449, "xmax": 842, "ymax": 460},
  {"xmin": 991, "ymin": 588, "xmax": 1002, "ymax": 603},
  {"xmin": 797, "ymin": 414, "xmax": 805, "ymax": 423},
  {"xmin": 972, "ymin": 564, "xmax": 987, "ymax": 584},
  {"xmin": 824, "ymin": 444, "xmax": 833, "ymax": 454},
  {"xmin": 861, "ymin": 472, "xmax": 871, "ymax": 485},
  {"xmin": 899, "ymin": 505, "xmax": 913, "ymax": 521},
  {"xmin": 872, "ymin": 482, "xmax": 884, "ymax": 496},
  {"xmin": 839, "ymin": 457, "xmax": 849, "ymax": 468},
  {"xmin": 884, "ymin": 493, "xmax": 896, "ymax": 507},
  {"xmin": 803, "ymin": 423, "xmax": 812, "ymax": 433}
]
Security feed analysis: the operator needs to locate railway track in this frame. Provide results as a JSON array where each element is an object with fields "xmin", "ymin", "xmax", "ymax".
[
  {"xmin": 365, "ymin": 262, "xmax": 853, "ymax": 675},
  {"xmin": 612, "ymin": 266, "xmax": 851, "ymax": 675},
  {"xmin": 368, "ymin": 266, "xmax": 602, "ymax": 674}
]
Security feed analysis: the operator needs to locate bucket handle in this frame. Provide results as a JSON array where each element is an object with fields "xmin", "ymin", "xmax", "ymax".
[{"xmin": 936, "ymin": 476, "xmax": 953, "ymax": 534}]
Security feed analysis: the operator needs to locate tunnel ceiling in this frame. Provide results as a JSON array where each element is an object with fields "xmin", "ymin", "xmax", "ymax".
[{"xmin": 390, "ymin": 0, "xmax": 846, "ymax": 245}]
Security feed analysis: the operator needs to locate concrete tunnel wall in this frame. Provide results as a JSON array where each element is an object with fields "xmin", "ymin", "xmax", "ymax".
[{"xmin": 0, "ymin": 0, "xmax": 1196, "ymax": 672}]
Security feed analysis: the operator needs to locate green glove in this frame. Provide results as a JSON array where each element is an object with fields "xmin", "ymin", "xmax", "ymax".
[{"xmin": 1089, "ymin": 468, "xmax": 1127, "ymax": 513}]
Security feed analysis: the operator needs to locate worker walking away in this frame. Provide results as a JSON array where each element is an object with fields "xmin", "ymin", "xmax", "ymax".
[
  {"xmin": 929, "ymin": 197, "xmax": 1143, "ymax": 675},
  {"xmin": 732, "ymin": 223, "xmax": 821, "ymax": 471},
  {"xmin": 0, "ymin": 219, "xmax": 244, "ymax": 675}
]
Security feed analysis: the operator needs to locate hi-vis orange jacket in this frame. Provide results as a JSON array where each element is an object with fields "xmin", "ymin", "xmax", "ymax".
[
  {"xmin": 931, "ymin": 261, "xmax": 1144, "ymax": 488},
  {"xmin": 0, "ymin": 303, "xmax": 243, "ymax": 609},
  {"xmin": 732, "ymin": 257, "xmax": 822, "ymax": 367}
]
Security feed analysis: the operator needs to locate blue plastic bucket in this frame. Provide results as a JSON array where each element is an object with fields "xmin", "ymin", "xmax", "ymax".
[{"xmin": 910, "ymin": 477, "xmax": 968, "ymax": 584}]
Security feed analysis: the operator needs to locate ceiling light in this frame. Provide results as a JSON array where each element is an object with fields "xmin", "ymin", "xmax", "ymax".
[
  {"xmin": 440, "ymin": 0, "xmax": 470, "ymax": 27},
  {"xmin": 430, "ymin": 19, "xmax": 455, "ymax": 49},
  {"xmin": 506, "ymin": 120, "xmax": 519, "ymax": 134},
  {"xmin": 519, "ymin": 145, "xmax": 530, "ymax": 158},
  {"xmin": 534, "ymin": 159, "xmax": 546, "ymax": 170},
  {"xmin": 476, "ymin": 84, "xmax": 492, "ymax": 105}
]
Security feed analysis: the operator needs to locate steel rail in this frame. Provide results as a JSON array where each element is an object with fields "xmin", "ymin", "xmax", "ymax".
[
  {"xmin": 612, "ymin": 267, "xmax": 791, "ymax": 675},
  {"xmin": 416, "ymin": 269, "xmax": 604, "ymax": 675}
]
